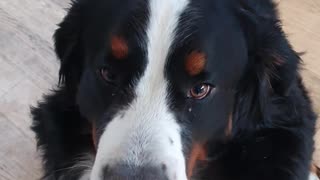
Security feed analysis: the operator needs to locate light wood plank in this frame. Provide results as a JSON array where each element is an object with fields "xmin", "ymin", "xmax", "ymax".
[
  {"xmin": 0, "ymin": 113, "xmax": 42, "ymax": 180},
  {"xmin": 0, "ymin": 0, "xmax": 69, "ymax": 179},
  {"xmin": 278, "ymin": 0, "xmax": 320, "ymax": 164}
]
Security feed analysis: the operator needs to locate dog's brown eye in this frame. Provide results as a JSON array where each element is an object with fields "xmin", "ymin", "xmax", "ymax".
[
  {"xmin": 99, "ymin": 68, "xmax": 116, "ymax": 83},
  {"xmin": 189, "ymin": 84, "xmax": 212, "ymax": 99}
]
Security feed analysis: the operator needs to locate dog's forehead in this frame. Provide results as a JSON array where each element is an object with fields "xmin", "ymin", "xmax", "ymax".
[{"xmin": 84, "ymin": 0, "xmax": 247, "ymax": 86}]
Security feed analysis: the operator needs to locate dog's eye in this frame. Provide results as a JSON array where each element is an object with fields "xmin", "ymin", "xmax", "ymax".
[
  {"xmin": 99, "ymin": 67, "xmax": 116, "ymax": 84},
  {"xmin": 189, "ymin": 84, "xmax": 212, "ymax": 100}
]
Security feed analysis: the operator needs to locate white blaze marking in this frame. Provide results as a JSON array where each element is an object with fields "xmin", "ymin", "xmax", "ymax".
[
  {"xmin": 309, "ymin": 173, "xmax": 320, "ymax": 180},
  {"xmin": 90, "ymin": 0, "xmax": 189, "ymax": 180}
]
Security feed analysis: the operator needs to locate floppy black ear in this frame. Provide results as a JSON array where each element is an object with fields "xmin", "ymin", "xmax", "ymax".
[
  {"xmin": 54, "ymin": 1, "xmax": 85, "ymax": 90},
  {"xmin": 234, "ymin": 0, "xmax": 301, "ymax": 122},
  {"xmin": 238, "ymin": 0, "xmax": 300, "ymax": 94}
]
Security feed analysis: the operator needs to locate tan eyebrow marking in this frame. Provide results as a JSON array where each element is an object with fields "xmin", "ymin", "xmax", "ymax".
[
  {"xmin": 110, "ymin": 36, "xmax": 128, "ymax": 59},
  {"xmin": 185, "ymin": 51, "xmax": 206, "ymax": 76}
]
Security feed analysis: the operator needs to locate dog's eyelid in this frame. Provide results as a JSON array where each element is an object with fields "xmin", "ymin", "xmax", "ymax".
[{"xmin": 97, "ymin": 67, "xmax": 119, "ymax": 87}]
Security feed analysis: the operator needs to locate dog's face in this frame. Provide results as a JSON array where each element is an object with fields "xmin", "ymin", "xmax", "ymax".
[{"xmin": 55, "ymin": 0, "xmax": 295, "ymax": 179}]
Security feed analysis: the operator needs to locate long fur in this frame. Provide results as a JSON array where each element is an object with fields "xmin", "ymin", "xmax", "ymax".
[{"xmin": 31, "ymin": 0, "xmax": 317, "ymax": 179}]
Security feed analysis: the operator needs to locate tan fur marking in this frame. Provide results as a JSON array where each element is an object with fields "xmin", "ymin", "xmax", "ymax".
[
  {"xmin": 92, "ymin": 122, "xmax": 97, "ymax": 152},
  {"xmin": 270, "ymin": 52, "xmax": 286, "ymax": 66},
  {"xmin": 185, "ymin": 51, "xmax": 206, "ymax": 76},
  {"xmin": 311, "ymin": 164, "xmax": 320, "ymax": 177},
  {"xmin": 225, "ymin": 114, "xmax": 233, "ymax": 137},
  {"xmin": 111, "ymin": 36, "xmax": 128, "ymax": 59},
  {"xmin": 187, "ymin": 143, "xmax": 207, "ymax": 178}
]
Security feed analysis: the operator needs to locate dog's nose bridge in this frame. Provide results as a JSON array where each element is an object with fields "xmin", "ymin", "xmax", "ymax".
[{"xmin": 91, "ymin": 71, "xmax": 187, "ymax": 180}]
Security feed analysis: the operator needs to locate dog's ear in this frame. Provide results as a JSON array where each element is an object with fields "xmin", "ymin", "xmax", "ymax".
[
  {"xmin": 54, "ymin": 1, "xmax": 85, "ymax": 90},
  {"xmin": 234, "ymin": 0, "xmax": 301, "ymax": 123}
]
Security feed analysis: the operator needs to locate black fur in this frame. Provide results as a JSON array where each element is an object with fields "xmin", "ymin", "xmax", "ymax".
[
  {"xmin": 31, "ymin": 89, "xmax": 94, "ymax": 179},
  {"xmin": 32, "ymin": 0, "xmax": 317, "ymax": 179}
]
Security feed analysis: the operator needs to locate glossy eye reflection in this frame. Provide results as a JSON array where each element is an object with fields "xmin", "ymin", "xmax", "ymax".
[
  {"xmin": 189, "ymin": 84, "xmax": 212, "ymax": 100},
  {"xmin": 99, "ymin": 67, "xmax": 116, "ymax": 84}
]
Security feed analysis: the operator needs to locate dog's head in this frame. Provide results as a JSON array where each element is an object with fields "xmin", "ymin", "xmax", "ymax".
[{"xmin": 54, "ymin": 0, "xmax": 299, "ymax": 179}]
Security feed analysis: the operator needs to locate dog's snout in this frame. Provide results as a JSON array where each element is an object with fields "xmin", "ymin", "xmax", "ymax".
[{"xmin": 103, "ymin": 164, "xmax": 169, "ymax": 180}]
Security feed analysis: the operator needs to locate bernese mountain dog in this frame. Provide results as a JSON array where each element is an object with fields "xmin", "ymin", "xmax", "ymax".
[{"xmin": 31, "ymin": 0, "xmax": 318, "ymax": 179}]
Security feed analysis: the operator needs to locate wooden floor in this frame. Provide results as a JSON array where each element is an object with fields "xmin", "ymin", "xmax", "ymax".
[{"xmin": 0, "ymin": 0, "xmax": 319, "ymax": 179}]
